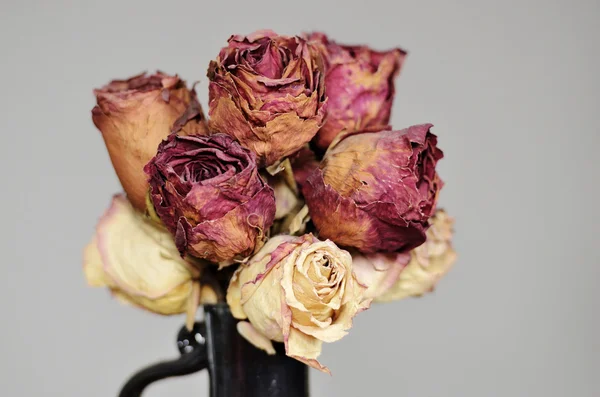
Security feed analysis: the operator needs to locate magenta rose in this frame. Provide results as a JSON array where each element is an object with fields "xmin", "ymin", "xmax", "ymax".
[
  {"xmin": 144, "ymin": 134, "xmax": 276, "ymax": 264},
  {"xmin": 306, "ymin": 32, "xmax": 406, "ymax": 151},
  {"xmin": 303, "ymin": 124, "xmax": 444, "ymax": 253}
]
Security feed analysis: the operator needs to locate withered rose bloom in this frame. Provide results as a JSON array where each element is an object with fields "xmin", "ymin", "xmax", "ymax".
[
  {"xmin": 303, "ymin": 124, "xmax": 444, "ymax": 253},
  {"xmin": 306, "ymin": 32, "xmax": 406, "ymax": 150},
  {"xmin": 144, "ymin": 134, "xmax": 276, "ymax": 264},
  {"xmin": 376, "ymin": 209, "xmax": 457, "ymax": 302},
  {"xmin": 207, "ymin": 30, "xmax": 327, "ymax": 167},
  {"xmin": 92, "ymin": 72, "xmax": 208, "ymax": 211},
  {"xmin": 83, "ymin": 195, "xmax": 204, "ymax": 317},
  {"xmin": 227, "ymin": 234, "xmax": 369, "ymax": 372}
]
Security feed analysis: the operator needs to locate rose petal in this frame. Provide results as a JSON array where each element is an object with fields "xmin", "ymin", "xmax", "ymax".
[{"xmin": 237, "ymin": 321, "xmax": 276, "ymax": 355}]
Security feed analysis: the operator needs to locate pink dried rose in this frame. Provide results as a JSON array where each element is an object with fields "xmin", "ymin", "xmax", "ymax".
[
  {"xmin": 144, "ymin": 134, "xmax": 276, "ymax": 264},
  {"xmin": 92, "ymin": 72, "xmax": 208, "ymax": 211},
  {"xmin": 306, "ymin": 32, "xmax": 406, "ymax": 150},
  {"xmin": 207, "ymin": 30, "xmax": 327, "ymax": 167},
  {"xmin": 226, "ymin": 234, "xmax": 370, "ymax": 372},
  {"xmin": 303, "ymin": 124, "xmax": 444, "ymax": 253}
]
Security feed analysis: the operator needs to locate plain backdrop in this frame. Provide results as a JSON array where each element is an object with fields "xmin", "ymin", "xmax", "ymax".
[{"xmin": 1, "ymin": 0, "xmax": 598, "ymax": 396}]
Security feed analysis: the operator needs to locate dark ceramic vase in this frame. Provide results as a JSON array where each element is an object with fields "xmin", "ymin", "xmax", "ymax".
[{"xmin": 118, "ymin": 303, "xmax": 309, "ymax": 397}]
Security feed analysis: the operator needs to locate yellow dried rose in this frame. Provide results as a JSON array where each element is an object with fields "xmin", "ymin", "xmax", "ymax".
[
  {"xmin": 83, "ymin": 195, "xmax": 213, "ymax": 327},
  {"xmin": 227, "ymin": 234, "xmax": 370, "ymax": 373}
]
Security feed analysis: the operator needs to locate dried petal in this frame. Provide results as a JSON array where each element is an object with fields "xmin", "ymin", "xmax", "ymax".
[
  {"xmin": 237, "ymin": 321, "xmax": 276, "ymax": 355},
  {"xmin": 352, "ymin": 251, "xmax": 411, "ymax": 299}
]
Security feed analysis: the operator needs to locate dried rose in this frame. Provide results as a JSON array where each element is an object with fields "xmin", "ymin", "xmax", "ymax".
[
  {"xmin": 83, "ymin": 195, "xmax": 208, "ymax": 318},
  {"xmin": 144, "ymin": 134, "xmax": 276, "ymax": 264},
  {"xmin": 377, "ymin": 209, "xmax": 457, "ymax": 302},
  {"xmin": 227, "ymin": 234, "xmax": 369, "ymax": 372},
  {"xmin": 306, "ymin": 32, "xmax": 406, "ymax": 150},
  {"xmin": 92, "ymin": 72, "xmax": 208, "ymax": 211},
  {"xmin": 303, "ymin": 124, "xmax": 444, "ymax": 253},
  {"xmin": 207, "ymin": 30, "xmax": 327, "ymax": 167}
]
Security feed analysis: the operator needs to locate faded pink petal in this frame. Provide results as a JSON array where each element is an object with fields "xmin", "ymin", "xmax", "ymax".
[{"xmin": 352, "ymin": 251, "xmax": 411, "ymax": 299}]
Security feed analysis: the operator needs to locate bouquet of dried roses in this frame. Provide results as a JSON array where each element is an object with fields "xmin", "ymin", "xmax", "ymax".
[{"xmin": 83, "ymin": 30, "xmax": 456, "ymax": 373}]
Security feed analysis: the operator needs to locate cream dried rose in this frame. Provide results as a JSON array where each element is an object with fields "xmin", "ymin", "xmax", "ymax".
[
  {"xmin": 83, "ymin": 195, "xmax": 214, "ymax": 328},
  {"xmin": 353, "ymin": 209, "xmax": 456, "ymax": 302},
  {"xmin": 377, "ymin": 209, "xmax": 456, "ymax": 301},
  {"xmin": 227, "ymin": 234, "xmax": 369, "ymax": 372}
]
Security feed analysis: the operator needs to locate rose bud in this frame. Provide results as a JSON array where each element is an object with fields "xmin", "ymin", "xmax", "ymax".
[
  {"xmin": 227, "ymin": 234, "xmax": 370, "ymax": 373},
  {"xmin": 92, "ymin": 72, "xmax": 209, "ymax": 211},
  {"xmin": 207, "ymin": 30, "xmax": 327, "ymax": 167},
  {"xmin": 377, "ymin": 209, "xmax": 457, "ymax": 302},
  {"xmin": 144, "ymin": 134, "xmax": 276, "ymax": 264},
  {"xmin": 303, "ymin": 124, "xmax": 444, "ymax": 253},
  {"xmin": 306, "ymin": 32, "xmax": 406, "ymax": 150},
  {"xmin": 83, "ymin": 195, "xmax": 206, "ymax": 317}
]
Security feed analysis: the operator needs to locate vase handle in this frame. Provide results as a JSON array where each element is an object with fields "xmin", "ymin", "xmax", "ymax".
[{"xmin": 118, "ymin": 322, "xmax": 208, "ymax": 397}]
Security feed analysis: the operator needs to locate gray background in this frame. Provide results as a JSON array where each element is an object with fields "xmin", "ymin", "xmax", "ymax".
[{"xmin": 1, "ymin": 0, "xmax": 598, "ymax": 396}]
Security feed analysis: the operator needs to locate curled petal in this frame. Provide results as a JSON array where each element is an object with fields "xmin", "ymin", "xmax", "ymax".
[
  {"xmin": 286, "ymin": 327, "xmax": 329, "ymax": 374},
  {"xmin": 237, "ymin": 321, "xmax": 276, "ymax": 355},
  {"xmin": 352, "ymin": 251, "xmax": 411, "ymax": 299}
]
